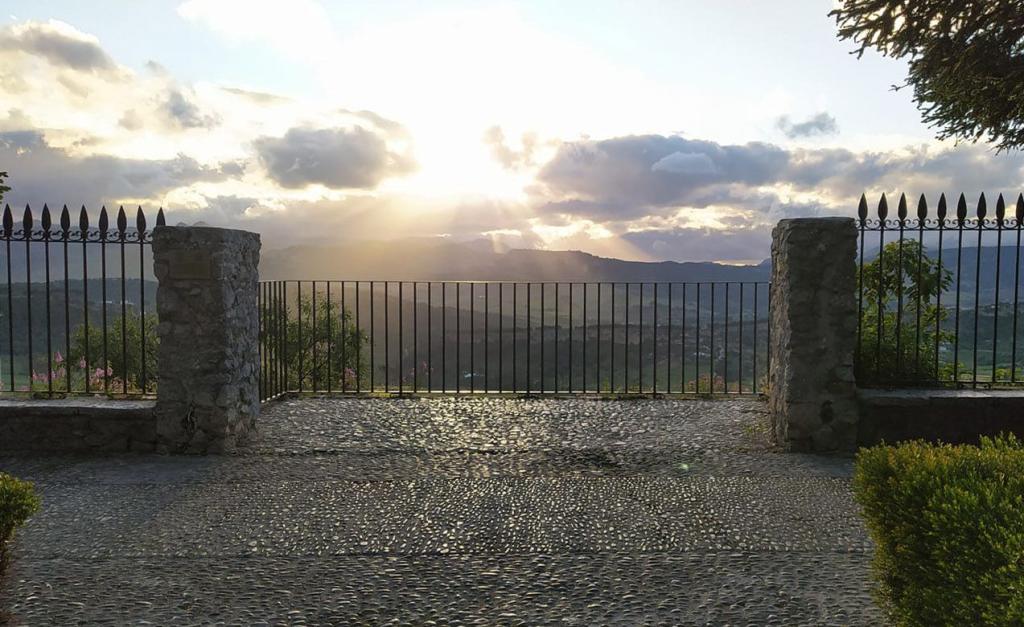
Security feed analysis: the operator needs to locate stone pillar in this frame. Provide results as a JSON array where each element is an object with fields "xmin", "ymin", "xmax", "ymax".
[
  {"xmin": 153, "ymin": 226, "xmax": 261, "ymax": 453},
  {"xmin": 769, "ymin": 218, "xmax": 859, "ymax": 452}
]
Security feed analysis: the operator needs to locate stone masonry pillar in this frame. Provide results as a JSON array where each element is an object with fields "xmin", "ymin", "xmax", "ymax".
[
  {"xmin": 769, "ymin": 218, "xmax": 859, "ymax": 452},
  {"xmin": 153, "ymin": 226, "xmax": 261, "ymax": 453}
]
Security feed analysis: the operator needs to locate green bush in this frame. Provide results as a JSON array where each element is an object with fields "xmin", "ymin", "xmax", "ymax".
[
  {"xmin": 0, "ymin": 473, "xmax": 40, "ymax": 570},
  {"xmin": 853, "ymin": 435, "xmax": 1024, "ymax": 626}
]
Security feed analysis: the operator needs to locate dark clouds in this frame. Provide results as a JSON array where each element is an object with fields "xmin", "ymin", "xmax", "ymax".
[
  {"xmin": 0, "ymin": 130, "xmax": 231, "ymax": 207},
  {"xmin": 776, "ymin": 112, "xmax": 839, "ymax": 138},
  {"xmin": 254, "ymin": 126, "xmax": 415, "ymax": 189},
  {"xmin": 162, "ymin": 89, "xmax": 220, "ymax": 129},
  {"xmin": 0, "ymin": 22, "xmax": 115, "ymax": 73},
  {"xmin": 532, "ymin": 133, "xmax": 1024, "ymax": 222},
  {"xmin": 534, "ymin": 135, "xmax": 789, "ymax": 218}
]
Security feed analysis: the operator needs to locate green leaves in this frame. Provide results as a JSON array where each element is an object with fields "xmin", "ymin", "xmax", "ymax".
[
  {"xmin": 0, "ymin": 473, "xmax": 40, "ymax": 567},
  {"xmin": 0, "ymin": 171, "xmax": 9, "ymax": 204},
  {"xmin": 831, "ymin": 0, "xmax": 1024, "ymax": 151},
  {"xmin": 854, "ymin": 436, "xmax": 1024, "ymax": 625}
]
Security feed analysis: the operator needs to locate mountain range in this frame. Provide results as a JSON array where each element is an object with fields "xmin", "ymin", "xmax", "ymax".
[{"xmin": 259, "ymin": 238, "xmax": 774, "ymax": 283}]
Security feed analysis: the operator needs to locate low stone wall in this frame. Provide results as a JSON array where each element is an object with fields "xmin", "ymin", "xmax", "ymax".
[
  {"xmin": 0, "ymin": 399, "xmax": 156, "ymax": 453},
  {"xmin": 858, "ymin": 389, "xmax": 1024, "ymax": 446}
]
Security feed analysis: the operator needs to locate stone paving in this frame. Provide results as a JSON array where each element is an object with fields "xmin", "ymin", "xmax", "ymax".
[{"xmin": 0, "ymin": 397, "xmax": 881, "ymax": 624}]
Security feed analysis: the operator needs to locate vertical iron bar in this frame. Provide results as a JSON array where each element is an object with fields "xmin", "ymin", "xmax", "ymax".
[
  {"xmin": 606, "ymin": 284, "xmax": 614, "ymax": 391},
  {"xmin": 4, "ymin": 218, "xmax": 12, "ymax": 393},
  {"xmin": 527, "ymin": 283, "xmax": 532, "ymax": 392},
  {"xmin": 710, "ymin": 283, "xmax": 716, "ymax": 394},
  {"xmin": 651, "ymin": 282, "xmax": 659, "ymax": 391},
  {"xmin": 876, "ymin": 210, "xmax": 886, "ymax": 382},
  {"xmin": 973, "ymin": 200, "xmax": 984, "ymax": 387},
  {"xmin": 625, "ymin": 283, "xmax": 630, "ymax": 392},
  {"xmin": 1013, "ymin": 196, "xmax": 1023, "ymax": 382},
  {"xmin": 513, "ymin": 283, "xmax": 518, "ymax": 392},
  {"xmin": 681, "ymin": 283, "xmax": 687, "ymax": 393},
  {"xmin": 138, "ymin": 219, "xmax": 146, "ymax": 393},
  {"xmin": 384, "ymin": 281, "xmax": 389, "ymax": 392},
  {"xmin": 594, "ymin": 283, "xmax": 599, "ymax": 393},
  {"xmin": 428, "ymin": 282, "xmax": 433, "ymax": 390},
  {"xmin": 637, "ymin": 283, "xmax": 643, "ymax": 392},
  {"xmin": 752, "ymin": 283, "xmax": 758, "ymax": 393},
  {"xmin": 119, "ymin": 223, "xmax": 126, "ymax": 395},
  {"xmin": 667, "ymin": 283, "xmax": 672, "ymax": 393},
  {"xmin": 724, "ymin": 284, "xmax": 730, "ymax": 393},
  {"xmin": 24, "ymin": 210, "xmax": 33, "ymax": 392},
  {"xmin": 554, "ymin": 283, "xmax": 559, "ymax": 392},
  {"xmin": 471, "ymin": 282, "xmax": 475, "ymax": 393},
  {"xmin": 413, "ymin": 282, "xmax": 418, "ymax": 392},
  {"xmin": 915, "ymin": 210, "xmax": 924, "ymax": 379},
  {"xmin": 81, "ymin": 213, "xmax": 89, "ymax": 393},
  {"xmin": 484, "ymin": 282, "xmax": 489, "ymax": 391},
  {"xmin": 540, "ymin": 283, "xmax": 545, "ymax": 392},
  {"xmin": 994, "ymin": 206, "xmax": 1003, "ymax": 384},
  {"xmin": 297, "ymin": 281, "xmax": 303, "ymax": 392},
  {"xmin": 935, "ymin": 201, "xmax": 946, "ymax": 383},
  {"xmin": 739, "ymin": 283, "xmax": 744, "ymax": 394},
  {"xmin": 895, "ymin": 205, "xmax": 906, "ymax": 377},
  {"xmin": 857, "ymin": 210, "xmax": 866, "ymax": 376},
  {"xmin": 399, "ymin": 281, "xmax": 404, "ymax": 393},
  {"xmin": 326, "ymin": 282, "xmax": 332, "ymax": 393},
  {"xmin": 442, "ymin": 282, "xmax": 447, "ymax": 392},
  {"xmin": 374, "ymin": 280, "xmax": 378, "ymax": 389},
  {"xmin": 499, "ymin": 282, "xmax": 504, "ymax": 391},
  {"xmin": 354, "ymin": 282, "xmax": 360, "ymax": 391},
  {"xmin": 695, "ymin": 283, "xmax": 701, "ymax": 393},
  {"xmin": 312, "ymin": 281, "xmax": 318, "ymax": 390},
  {"xmin": 44, "ymin": 215, "xmax": 52, "ymax": 395},
  {"xmin": 954, "ymin": 200, "xmax": 965, "ymax": 384},
  {"xmin": 100, "ymin": 224, "xmax": 107, "ymax": 393},
  {"xmin": 569, "ymin": 283, "xmax": 573, "ymax": 392},
  {"xmin": 456, "ymin": 283, "xmax": 461, "ymax": 393}
]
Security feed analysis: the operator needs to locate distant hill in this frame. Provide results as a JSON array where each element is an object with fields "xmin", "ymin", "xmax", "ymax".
[{"xmin": 259, "ymin": 238, "xmax": 773, "ymax": 283}]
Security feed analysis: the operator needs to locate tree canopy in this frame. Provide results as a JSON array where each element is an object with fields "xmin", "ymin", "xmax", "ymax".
[
  {"xmin": 0, "ymin": 172, "xmax": 9, "ymax": 204},
  {"xmin": 831, "ymin": 1, "xmax": 1024, "ymax": 151}
]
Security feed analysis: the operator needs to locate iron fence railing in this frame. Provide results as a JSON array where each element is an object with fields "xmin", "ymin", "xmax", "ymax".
[
  {"xmin": 856, "ymin": 192, "xmax": 1024, "ymax": 388},
  {"xmin": 258, "ymin": 280, "xmax": 771, "ymax": 400},
  {"xmin": 0, "ymin": 204, "xmax": 164, "ymax": 397}
]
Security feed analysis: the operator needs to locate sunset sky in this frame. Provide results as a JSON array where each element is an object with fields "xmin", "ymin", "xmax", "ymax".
[{"xmin": 2, "ymin": 0, "xmax": 1023, "ymax": 262}]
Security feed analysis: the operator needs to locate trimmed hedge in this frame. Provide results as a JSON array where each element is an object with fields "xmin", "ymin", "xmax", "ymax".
[
  {"xmin": 853, "ymin": 435, "xmax": 1024, "ymax": 626},
  {"xmin": 0, "ymin": 473, "xmax": 40, "ymax": 566}
]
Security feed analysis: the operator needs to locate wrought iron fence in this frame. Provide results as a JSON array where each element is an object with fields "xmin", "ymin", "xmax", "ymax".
[
  {"xmin": 856, "ymin": 192, "xmax": 1024, "ymax": 388},
  {"xmin": 258, "ymin": 280, "xmax": 771, "ymax": 400},
  {"xmin": 0, "ymin": 204, "xmax": 164, "ymax": 397}
]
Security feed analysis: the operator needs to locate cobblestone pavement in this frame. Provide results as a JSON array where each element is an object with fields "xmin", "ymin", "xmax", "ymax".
[{"xmin": 0, "ymin": 397, "xmax": 881, "ymax": 625}]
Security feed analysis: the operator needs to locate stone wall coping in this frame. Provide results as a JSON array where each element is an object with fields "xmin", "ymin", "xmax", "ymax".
[
  {"xmin": 0, "ymin": 399, "xmax": 155, "ymax": 417},
  {"xmin": 152, "ymin": 224, "xmax": 260, "ymax": 239},
  {"xmin": 859, "ymin": 388, "xmax": 1024, "ymax": 402}
]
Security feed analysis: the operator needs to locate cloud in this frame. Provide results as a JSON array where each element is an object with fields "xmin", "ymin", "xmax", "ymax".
[
  {"xmin": 776, "ymin": 112, "xmax": 839, "ymax": 139},
  {"xmin": 534, "ymin": 134, "xmax": 789, "ymax": 218},
  {"xmin": 161, "ymin": 88, "xmax": 220, "ymax": 129},
  {"xmin": 483, "ymin": 125, "xmax": 539, "ymax": 169},
  {"xmin": 254, "ymin": 125, "xmax": 415, "ymax": 189},
  {"xmin": 0, "ymin": 20, "xmax": 115, "ymax": 73},
  {"xmin": 0, "ymin": 130, "xmax": 233, "ymax": 208},
  {"xmin": 531, "ymin": 133, "xmax": 1024, "ymax": 224}
]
